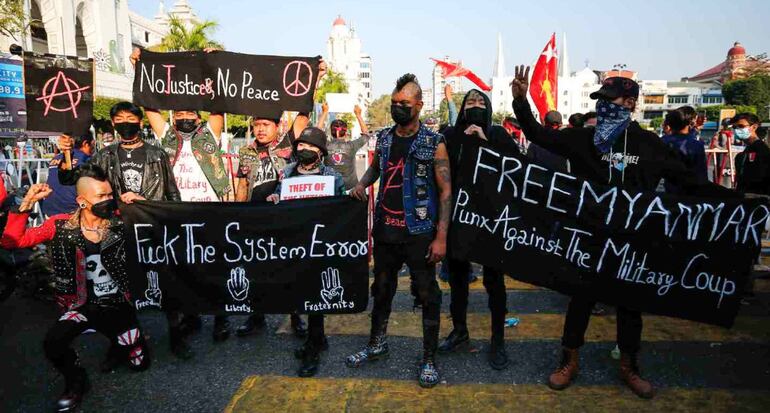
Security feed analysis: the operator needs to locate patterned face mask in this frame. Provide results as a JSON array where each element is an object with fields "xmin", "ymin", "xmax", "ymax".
[{"xmin": 593, "ymin": 99, "xmax": 631, "ymax": 153}]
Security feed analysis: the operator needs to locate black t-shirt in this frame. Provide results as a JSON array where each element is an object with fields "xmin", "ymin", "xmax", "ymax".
[
  {"xmin": 326, "ymin": 137, "xmax": 367, "ymax": 190},
  {"xmin": 117, "ymin": 145, "xmax": 147, "ymax": 194},
  {"xmin": 84, "ymin": 239, "xmax": 120, "ymax": 303},
  {"xmin": 374, "ymin": 133, "xmax": 417, "ymax": 243}
]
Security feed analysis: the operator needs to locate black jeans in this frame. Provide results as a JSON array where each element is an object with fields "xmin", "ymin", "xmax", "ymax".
[
  {"xmin": 371, "ymin": 235, "xmax": 441, "ymax": 358},
  {"xmin": 561, "ymin": 297, "xmax": 642, "ymax": 354},
  {"xmin": 307, "ymin": 314, "xmax": 325, "ymax": 352},
  {"xmin": 448, "ymin": 259, "xmax": 507, "ymax": 339},
  {"xmin": 44, "ymin": 303, "xmax": 150, "ymax": 376}
]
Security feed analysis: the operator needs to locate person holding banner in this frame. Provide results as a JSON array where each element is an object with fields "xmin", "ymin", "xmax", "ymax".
[
  {"xmin": 438, "ymin": 88, "xmax": 520, "ymax": 370},
  {"xmin": 510, "ymin": 66, "xmax": 740, "ymax": 399},
  {"xmin": 265, "ymin": 127, "xmax": 344, "ymax": 377},
  {"xmin": 130, "ymin": 47, "xmax": 236, "ymax": 344},
  {"xmin": 234, "ymin": 60, "xmax": 328, "ymax": 338},
  {"xmin": 1, "ymin": 166, "xmax": 150, "ymax": 412},
  {"xmin": 57, "ymin": 102, "xmax": 191, "ymax": 359},
  {"xmin": 325, "ymin": 104, "xmax": 370, "ymax": 191},
  {"xmin": 345, "ymin": 74, "xmax": 452, "ymax": 388}
]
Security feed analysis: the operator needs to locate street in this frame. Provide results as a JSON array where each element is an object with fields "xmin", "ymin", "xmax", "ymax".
[{"xmin": 1, "ymin": 272, "xmax": 768, "ymax": 412}]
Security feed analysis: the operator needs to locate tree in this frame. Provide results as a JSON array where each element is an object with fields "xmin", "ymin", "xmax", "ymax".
[
  {"xmin": 722, "ymin": 75, "xmax": 770, "ymax": 121},
  {"xmin": 492, "ymin": 111, "xmax": 513, "ymax": 125},
  {"xmin": 696, "ymin": 104, "xmax": 758, "ymax": 123},
  {"xmin": 366, "ymin": 94, "xmax": 391, "ymax": 129},
  {"xmin": 0, "ymin": 0, "xmax": 29, "ymax": 42},
  {"xmin": 149, "ymin": 16, "xmax": 224, "ymax": 52},
  {"xmin": 315, "ymin": 69, "xmax": 348, "ymax": 104},
  {"xmin": 649, "ymin": 117, "xmax": 664, "ymax": 130}
]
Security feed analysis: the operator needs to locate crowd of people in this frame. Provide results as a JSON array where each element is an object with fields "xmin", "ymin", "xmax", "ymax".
[{"xmin": 1, "ymin": 47, "xmax": 768, "ymax": 411}]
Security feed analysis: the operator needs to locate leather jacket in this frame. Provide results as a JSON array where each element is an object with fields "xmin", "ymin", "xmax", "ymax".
[{"xmin": 61, "ymin": 142, "xmax": 181, "ymax": 201}]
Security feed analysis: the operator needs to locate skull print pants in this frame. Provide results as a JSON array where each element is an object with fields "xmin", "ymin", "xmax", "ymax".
[{"xmin": 44, "ymin": 302, "xmax": 150, "ymax": 377}]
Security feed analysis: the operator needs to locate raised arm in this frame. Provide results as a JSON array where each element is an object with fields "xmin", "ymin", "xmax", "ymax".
[
  {"xmin": 130, "ymin": 48, "xmax": 167, "ymax": 138},
  {"xmin": 0, "ymin": 184, "xmax": 58, "ymax": 249},
  {"xmin": 445, "ymin": 84, "xmax": 458, "ymax": 126},
  {"xmin": 428, "ymin": 142, "xmax": 451, "ymax": 263},
  {"xmin": 354, "ymin": 105, "xmax": 369, "ymax": 136},
  {"xmin": 317, "ymin": 102, "xmax": 329, "ymax": 130},
  {"xmin": 510, "ymin": 65, "xmax": 574, "ymax": 158}
]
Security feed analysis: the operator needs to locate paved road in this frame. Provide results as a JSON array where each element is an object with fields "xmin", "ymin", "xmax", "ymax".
[{"xmin": 1, "ymin": 275, "xmax": 769, "ymax": 412}]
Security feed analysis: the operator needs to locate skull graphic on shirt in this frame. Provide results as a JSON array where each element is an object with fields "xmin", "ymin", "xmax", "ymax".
[
  {"xmin": 123, "ymin": 169, "xmax": 143, "ymax": 193},
  {"xmin": 86, "ymin": 255, "xmax": 118, "ymax": 297}
]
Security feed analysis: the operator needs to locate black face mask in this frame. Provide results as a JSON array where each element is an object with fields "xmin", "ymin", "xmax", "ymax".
[
  {"xmin": 464, "ymin": 107, "xmax": 487, "ymax": 128},
  {"xmin": 91, "ymin": 198, "xmax": 118, "ymax": 219},
  {"xmin": 297, "ymin": 149, "xmax": 320, "ymax": 166},
  {"xmin": 391, "ymin": 105, "xmax": 414, "ymax": 126},
  {"xmin": 114, "ymin": 122, "xmax": 141, "ymax": 141},
  {"xmin": 175, "ymin": 119, "xmax": 198, "ymax": 133}
]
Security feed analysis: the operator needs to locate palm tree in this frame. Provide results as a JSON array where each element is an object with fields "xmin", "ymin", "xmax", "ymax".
[{"xmin": 150, "ymin": 16, "xmax": 224, "ymax": 52}]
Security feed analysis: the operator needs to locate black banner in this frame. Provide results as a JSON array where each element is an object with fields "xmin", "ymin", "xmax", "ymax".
[
  {"xmin": 132, "ymin": 50, "xmax": 320, "ymax": 117},
  {"xmin": 120, "ymin": 197, "xmax": 369, "ymax": 315},
  {"xmin": 23, "ymin": 53, "xmax": 93, "ymax": 135},
  {"xmin": 450, "ymin": 145, "xmax": 768, "ymax": 327}
]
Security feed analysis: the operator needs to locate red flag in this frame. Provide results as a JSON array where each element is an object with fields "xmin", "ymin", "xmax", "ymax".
[
  {"xmin": 430, "ymin": 58, "xmax": 492, "ymax": 92},
  {"xmin": 529, "ymin": 34, "xmax": 558, "ymax": 121}
]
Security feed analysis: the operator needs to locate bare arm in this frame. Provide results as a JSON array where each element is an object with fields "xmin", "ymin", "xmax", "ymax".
[
  {"xmin": 428, "ymin": 142, "xmax": 451, "ymax": 263},
  {"xmin": 349, "ymin": 150, "xmax": 380, "ymax": 201},
  {"xmin": 208, "ymin": 113, "xmax": 224, "ymax": 139},
  {"xmin": 317, "ymin": 102, "xmax": 329, "ymax": 130},
  {"xmin": 354, "ymin": 105, "xmax": 369, "ymax": 135}
]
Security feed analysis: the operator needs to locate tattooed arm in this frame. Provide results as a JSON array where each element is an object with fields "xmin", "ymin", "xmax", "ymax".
[
  {"xmin": 349, "ymin": 150, "xmax": 381, "ymax": 201},
  {"xmin": 428, "ymin": 142, "xmax": 451, "ymax": 263}
]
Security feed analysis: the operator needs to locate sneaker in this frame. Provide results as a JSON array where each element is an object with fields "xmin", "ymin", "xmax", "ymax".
[
  {"xmin": 418, "ymin": 359, "xmax": 440, "ymax": 388},
  {"xmin": 345, "ymin": 338, "xmax": 389, "ymax": 368}
]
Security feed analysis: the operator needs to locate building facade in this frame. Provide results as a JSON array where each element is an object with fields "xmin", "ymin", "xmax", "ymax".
[
  {"xmin": 0, "ymin": 0, "xmax": 199, "ymax": 100},
  {"xmin": 326, "ymin": 16, "xmax": 373, "ymax": 112},
  {"xmin": 638, "ymin": 80, "xmax": 723, "ymax": 122},
  {"xmin": 687, "ymin": 42, "xmax": 770, "ymax": 85},
  {"xmin": 428, "ymin": 56, "xmax": 463, "ymax": 113}
]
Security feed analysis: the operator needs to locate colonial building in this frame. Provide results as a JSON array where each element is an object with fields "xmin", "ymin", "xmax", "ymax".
[
  {"xmin": 686, "ymin": 42, "xmax": 770, "ymax": 85},
  {"xmin": 0, "ymin": 0, "xmax": 200, "ymax": 100},
  {"xmin": 326, "ymin": 16, "xmax": 373, "ymax": 111}
]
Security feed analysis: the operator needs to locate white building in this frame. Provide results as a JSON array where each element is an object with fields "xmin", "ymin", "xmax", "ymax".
[
  {"xmin": 638, "ymin": 80, "xmax": 724, "ymax": 122},
  {"xmin": 0, "ymin": 0, "xmax": 199, "ymax": 100},
  {"xmin": 429, "ymin": 56, "xmax": 463, "ymax": 113},
  {"xmin": 326, "ymin": 16, "xmax": 373, "ymax": 112}
]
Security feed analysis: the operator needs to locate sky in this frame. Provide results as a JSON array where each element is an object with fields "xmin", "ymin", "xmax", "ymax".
[{"xmin": 130, "ymin": 0, "xmax": 770, "ymax": 97}]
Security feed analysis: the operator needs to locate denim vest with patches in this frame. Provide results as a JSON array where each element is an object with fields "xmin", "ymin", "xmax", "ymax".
[{"xmin": 376, "ymin": 124, "xmax": 444, "ymax": 235}]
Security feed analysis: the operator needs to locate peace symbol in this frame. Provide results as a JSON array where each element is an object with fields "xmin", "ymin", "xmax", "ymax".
[{"xmin": 282, "ymin": 60, "xmax": 314, "ymax": 97}]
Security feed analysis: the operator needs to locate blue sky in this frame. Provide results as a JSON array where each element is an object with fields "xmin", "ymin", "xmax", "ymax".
[{"xmin": 131, "ymin": 0, "xmax": 770, "ymax": 97}]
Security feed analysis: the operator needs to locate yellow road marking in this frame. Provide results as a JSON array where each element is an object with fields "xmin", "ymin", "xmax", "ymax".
[
  {"xmin": 224, "ymin": 376, "xmax": 770, "ymax": 413},
  {"xmin": 277, "ymin": 313, "xmax": 769, "ymax": 343}
]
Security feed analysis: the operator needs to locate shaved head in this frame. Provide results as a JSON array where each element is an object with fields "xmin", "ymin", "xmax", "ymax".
[{"xmin": 393, "ymin": 73, "xmax": 422, "ymax": 100}]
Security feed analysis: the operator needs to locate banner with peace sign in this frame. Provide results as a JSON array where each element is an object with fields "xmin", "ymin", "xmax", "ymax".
[{"xmin": 132, "ymin": 50, "xmax": 320, "ymax": 118}]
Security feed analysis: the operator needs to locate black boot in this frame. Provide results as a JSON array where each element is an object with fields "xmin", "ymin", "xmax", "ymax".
[
  {"xmin": 438, "ymin": 328, "xmax": 469, "ymax": 353},
  {"xmin": 297, "ymin": 345, "xmax": 320, "ymax": 378},
  {"xmin": 179, "ymin": 314, "xmax": 202, "ymax": 337},
  {"xmin": 294, "ymin": 337, "xmax": 329, "ymax": 359},
  {"xmin": 212, "ymin": 316, "xmax": 231, "ymax": 342},
  {"xmin": 169, "ymin": 328, "xmax": 194, "ymax": 360},
  {"xmin": 236, "ymin": 314, "xmax": 266, "ymax": 337},
  {"xmin": 55, "ymin": 367, "xmax": 89, "ymax": 412},
  {"xmin": 291, "ymin": 313, "xmax": 307, "ymax": 338},
  {"xmin": 99, "ymin": 344, "xmax": 123, "ymax": 373},
  {"xmin": 488, "ymin": 336, "xmax": 510, "ymax": 370}
]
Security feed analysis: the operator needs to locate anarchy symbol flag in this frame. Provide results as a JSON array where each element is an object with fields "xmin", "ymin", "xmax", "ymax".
[
  {"xmin": 529, "ymin": 33, "xmax": 558, "ymax": 121},
  {"xmin": 23, "ymin": 53, "xmax": 94, "ymax": 135}
]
